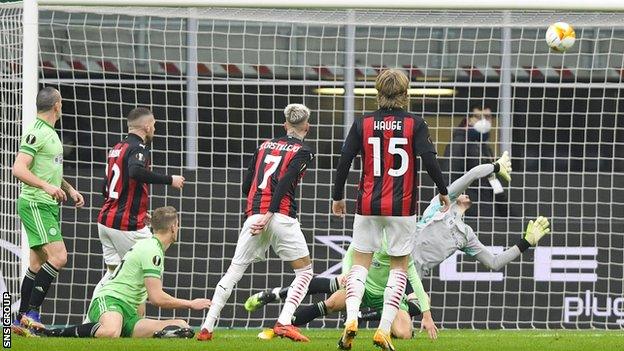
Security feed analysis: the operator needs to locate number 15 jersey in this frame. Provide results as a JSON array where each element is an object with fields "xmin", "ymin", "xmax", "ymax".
[
  {"xmin": 243, "ymin": 135, "xmax": 314, "ymax": 219},
  {"xmin": 333, "ymin": 109, "xmax": 436, "ymax": 216}
]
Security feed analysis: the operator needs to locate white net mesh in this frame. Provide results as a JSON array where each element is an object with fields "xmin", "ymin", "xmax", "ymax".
[
  {"xmin": 0, "ymin": 2, "xmax": 24, "ymax": 315},
  {"xmin": 6, "ymin": 5, "xmax": 624, "ymax": 329}
]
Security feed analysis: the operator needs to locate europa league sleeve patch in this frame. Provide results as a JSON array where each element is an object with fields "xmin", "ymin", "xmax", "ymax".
[
  {"xmin": 152, "ymin": 255, "xmax": 162, "ymax": 266},
  {"xmin": 26, "ymin": 134, "xmax": 37, "ymax": 145}
]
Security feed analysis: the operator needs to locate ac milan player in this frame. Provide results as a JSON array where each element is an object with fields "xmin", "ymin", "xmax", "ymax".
[
  {"xmin": 91, "ymin": 107, "xmax": 185, "ymax": 309},
  {"xmin": 332, "ymin": 69, "xmax": 451, "ymax": 351},
  {"xmin": 197, "ymin": 104, "xmax": 315, "ymax": 342}
]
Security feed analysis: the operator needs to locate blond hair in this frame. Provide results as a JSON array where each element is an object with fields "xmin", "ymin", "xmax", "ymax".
[
  {"xmin": 284, "ymin": 103, "xmax": 310, "ymax": 126},
  {"xmin": 375, "ymin": 69, "xmax": 409, "ymax": 109},
  {"xmin": 151, "ymin": 206, "xmax": 178, "ymax": 233}
]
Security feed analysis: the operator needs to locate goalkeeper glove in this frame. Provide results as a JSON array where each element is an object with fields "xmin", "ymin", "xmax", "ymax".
[
  {"xmin": 495, "ymin": 150, "xmax": 512, "ymax": 182},
  {"xmin": 524, "ymin": 216, "xmax": 551, "ymax": 246}
]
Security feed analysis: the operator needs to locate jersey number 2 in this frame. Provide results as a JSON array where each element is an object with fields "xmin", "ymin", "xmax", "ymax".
[
  {"xmin": 258, "ymin": 154, "xmax": 282, "ymax": 189},
  {"xmin": 368, "ymin": 137, "xmax": 409, "ymax": 177},
  {"xmin": 105, "ymin": 164, "xmax": 121, "ymax": 199}
]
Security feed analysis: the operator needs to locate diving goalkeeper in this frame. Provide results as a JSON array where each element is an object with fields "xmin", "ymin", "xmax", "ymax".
[
  {"xmin": 16, "ymin": 206, "xmax": 211, "ymax": 338},
  {"xmin": 245, "ymin": 152, "xmax": 550, "ymax": 325}
]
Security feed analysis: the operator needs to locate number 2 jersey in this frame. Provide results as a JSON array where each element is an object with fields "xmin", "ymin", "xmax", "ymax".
[
  {"xmin": 98, "ymin": 133, "xmax": 153, "ymax": 231},
  {"xmin": 243, "ymin": 135, "xmax": 314, "ymax": 218},
  {"xmin": 333, "ymin": 109, "xmax": 437, "ymax": 216}
]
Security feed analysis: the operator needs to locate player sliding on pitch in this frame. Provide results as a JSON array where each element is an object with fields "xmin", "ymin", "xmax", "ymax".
[
  {"xmin": 14, "ymin": 206, "xmax": 211, "ymax": 339},
  {"xmin": 248, "ymin": 235, "xmax": 437, "ymax": 341},
  {"xmin": 197, "ymin": 104, "xmax": 316, "ymax": 342},
  {"xmin": 246, "ymin": 152, "xmax": 551, "ymax": 337}
]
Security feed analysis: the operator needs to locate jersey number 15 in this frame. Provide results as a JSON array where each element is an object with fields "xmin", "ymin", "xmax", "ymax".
[{"xmin": 368, "ymin": 137, "xmax": 409, "ymax": 177}]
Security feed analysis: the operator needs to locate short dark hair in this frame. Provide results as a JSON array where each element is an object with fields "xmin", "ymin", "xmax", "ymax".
[
  {"xmin": 127, "ymin": 107, "xmax": 153, "ymax": 123},
  {"xmin": 151, "ymin": 206, "xmax": 178, "ymax": 233},
  {"xmin": 36, "ymin": 87, "xmax": 61, "ymax": 112}
]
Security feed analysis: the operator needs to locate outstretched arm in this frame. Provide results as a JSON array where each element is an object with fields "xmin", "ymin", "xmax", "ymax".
[
  {"xmin": 446, "ymin": 163, "xmax": 496, "ymax": 200},
  {"xmin": 466, "ymin": 216, "xmax": 551, "ymax": 271},
  {"xmin": 446, "ymin": 151, "xmax": 511, "ymax": 200}
]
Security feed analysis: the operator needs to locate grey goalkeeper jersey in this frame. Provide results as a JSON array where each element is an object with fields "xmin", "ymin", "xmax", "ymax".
[{"xmin": 412, "ymin": 163, "xmax": 522, "ymax": 277}]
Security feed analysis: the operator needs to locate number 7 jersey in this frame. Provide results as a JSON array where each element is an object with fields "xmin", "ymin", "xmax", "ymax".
[
  {"xmin": 333, "ymin": 109, "xmax": 436, "ymax": 216},
  {"xmin": 243, "ymin": 135, "xmax": 314, "ymax": 218}
]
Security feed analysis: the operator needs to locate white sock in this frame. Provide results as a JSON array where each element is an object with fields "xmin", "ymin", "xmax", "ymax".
[
  {"xmin": 378, "ymin": 269, "xmax": 408, "ymax": 334},
  {"xmin": 201, "ymin": 263, "xmax": 247, "ymax": 332},
  {"xmin": 345, "ymin": 265, "xmax": 368, "ymax": 323},
  {"xmin": 84, "ymin": 270, "xmax": 113, "ymax": 322},
  {"xmin": 277, "ymin": 265, "xmax": 313, "ymax": 325}
]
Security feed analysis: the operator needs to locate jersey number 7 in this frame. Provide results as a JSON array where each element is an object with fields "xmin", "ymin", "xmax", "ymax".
[{"xmin": 258, "ymin": 154, "xmax": 282, "ymax": 189}]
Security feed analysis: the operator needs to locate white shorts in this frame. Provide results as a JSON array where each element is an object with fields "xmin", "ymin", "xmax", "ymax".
[
  {"xmin": 97, "ymin": 223, "xmax": 152, "ymax": 266},
  {"xmin": 352, "ymin": 214, "xmax": 417, "ymax": 256},
  {"xmin": 231, "ymin": 213, "xmax": 310, "ymax": 266}
]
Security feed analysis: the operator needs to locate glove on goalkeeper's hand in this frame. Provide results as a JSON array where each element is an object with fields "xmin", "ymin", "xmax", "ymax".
[
  {"xmin": 524, "ymin": 216, "xmax": 551, "ymax": 246},
  {"xmin": 495, "ymin": 151, "xmax": 512, "ymax": 182}
]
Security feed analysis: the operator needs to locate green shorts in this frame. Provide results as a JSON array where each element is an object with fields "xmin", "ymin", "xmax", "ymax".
[
  {"xmin": 88, "ymin": 296, "xmax": 140, "ymax": 337},
  {"xmin": 17, "ymin": 198, "xmax": 62, "ymax": 248},
  {"xmin": 361, "ymin": 289, "xmax": 409, "ymax": 314}
]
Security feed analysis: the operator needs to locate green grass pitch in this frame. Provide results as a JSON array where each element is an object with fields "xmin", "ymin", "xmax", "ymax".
[{"xmin": 10, "ymin": 329, "xmax": 623, "ymax": 351}]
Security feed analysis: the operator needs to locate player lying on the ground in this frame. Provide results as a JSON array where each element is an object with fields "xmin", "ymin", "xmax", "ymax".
[
  {"xmin": 14, "ymin": 207, "xmax": 211, "ymax": 339},
  {"xmin": 245, "ymin": 152, "xmax": 551, "ymax": 326},
  {"xmin": 249, "ymin": 236, "xmax": 437, "ymax": 341},
  {"xmin": 197, "ymin": 104, "xmax": 316, "ymax": 342}
]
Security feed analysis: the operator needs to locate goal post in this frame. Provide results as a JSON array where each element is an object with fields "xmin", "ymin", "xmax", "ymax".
[{"xmin": 3, "ymin": 0, "xmax": 623, "ymax": 330}]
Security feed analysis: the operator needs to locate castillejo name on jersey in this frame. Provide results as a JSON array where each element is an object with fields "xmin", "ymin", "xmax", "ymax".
[
  {"xmin": 260, "ymin": 141, "xmax": 301, "ymax": 152},
  {"xmin": 374, "ymin": 120, "xmax": 402, "ymax": 131}
]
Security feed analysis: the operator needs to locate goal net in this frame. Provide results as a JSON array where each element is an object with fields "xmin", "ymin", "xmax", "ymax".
[{"xmin": 3, "ymin": 3, "xmax": 624, "ymax": 329}]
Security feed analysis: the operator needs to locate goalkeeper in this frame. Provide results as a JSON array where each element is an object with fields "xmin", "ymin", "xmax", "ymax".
[
  {"xmin": 15, "ymin": 207, "xmax": 211, "ymax": 338},
  {"xmin": 246, "ymin": 152, "xmax": 550, "ymax": 325}
]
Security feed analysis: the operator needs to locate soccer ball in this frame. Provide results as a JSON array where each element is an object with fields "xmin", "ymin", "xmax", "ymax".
[{"xmin": 545, "ymin": 22, "xmax": 576, "ymax": 52}]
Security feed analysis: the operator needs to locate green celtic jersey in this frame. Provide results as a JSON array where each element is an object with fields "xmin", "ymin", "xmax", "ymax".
[
  {"xmin": 342, "ymin": 236, "xmax": 430, "ymax": 312},
  {"xmin": 94, "ymin": 236, "xmax": 163, "ymax": 310},
  {"xmin": 18, "ymin": 118, "xmax": 63, "ymax": 205}
]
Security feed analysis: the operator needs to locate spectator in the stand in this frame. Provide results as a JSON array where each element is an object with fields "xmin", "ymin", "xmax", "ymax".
[{"xmin": 442, "ymin": 101, "xmax": 515, "ymax": 217}]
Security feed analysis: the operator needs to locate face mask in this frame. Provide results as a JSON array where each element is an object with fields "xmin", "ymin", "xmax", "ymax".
[{"xmin": 473, "ymin": 118, "xmax": 492, "ymax": 134}]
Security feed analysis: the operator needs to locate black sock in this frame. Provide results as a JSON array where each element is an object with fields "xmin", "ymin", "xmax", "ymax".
[
  {"xmin": 19, "ymin": 269, "xmax": 37, "ymax": 314},
  {"xmin": 404, "ymin": 281, "xmax": 414, "ymax": 295},
  {"xmin": 407, "ymin": 300, "xmax": 422, "ymax": 318},
  {"xmin": 45, "ymin": 322, "xmax": 100, "ymax": 338},
  {"xmin": 28, "ymin": 261, "xmax": 59, "ymax": 312},
  {"xmin": 279, "ymin": 277, "xmax": 339, "ymax": 300},
  {"xmin": 291, "ymin": 301, "xmax": 327, "ymax": 326},
  {"xmin": 278, "ymin": 287, "xmax": 289, "ymax": 300},
  {"xmin": 307, "ymin": 277, "xmax": 335, "ymax": 294}
]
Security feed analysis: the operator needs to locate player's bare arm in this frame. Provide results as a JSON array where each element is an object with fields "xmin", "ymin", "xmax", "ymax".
[
  {"xmin": 145, "ymin": 277, "xmax": 211, "ymax": 310},
  {"xmin": 61, "ymin": 178, "xmax": 84, "ymax": 207},
  {"xmin": 13, "ymin": 152, "xmax": 66, "ymax": 202}
]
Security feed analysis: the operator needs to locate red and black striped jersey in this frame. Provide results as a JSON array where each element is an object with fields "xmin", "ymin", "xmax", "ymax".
[
  {"xmin": 243, "ymin": 135, "xmax": 314, "ymax": 218},
  {"xmin": 333, "ymin": 109, "xmax": 437, "ymax": 216},
  {"xmin": 98, "ymin": 134, "xmax": 150, "ymax": 231}
]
